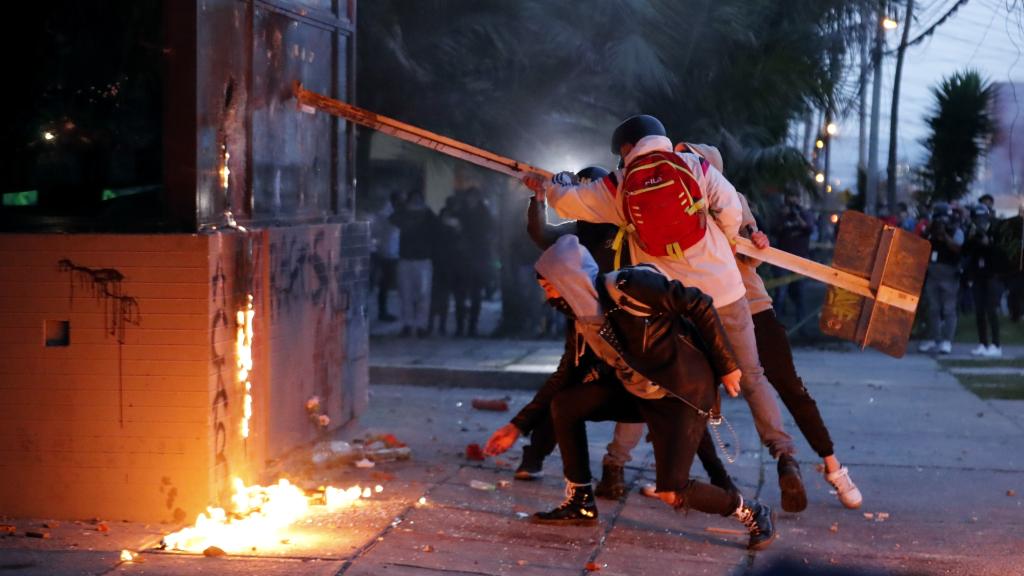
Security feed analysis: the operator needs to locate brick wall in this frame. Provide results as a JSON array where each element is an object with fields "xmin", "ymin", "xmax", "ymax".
[
  {"xmin": 0, "ymin": 224, "xmax": 368, "ymax": 523},
  {"xmin": 0, "ymin": 234, "xmax": 212, "ymax": 523}
]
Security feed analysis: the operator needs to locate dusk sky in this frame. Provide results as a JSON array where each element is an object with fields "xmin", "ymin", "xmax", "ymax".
[{"xmin": 829, "ymin": 0, "xmax": 1024, "ymax": 194}]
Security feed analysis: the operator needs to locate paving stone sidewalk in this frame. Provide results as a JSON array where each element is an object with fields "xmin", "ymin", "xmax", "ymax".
[{"xmin": 2, "ymin": 347, "xmax": 1022, "ymax": 575}]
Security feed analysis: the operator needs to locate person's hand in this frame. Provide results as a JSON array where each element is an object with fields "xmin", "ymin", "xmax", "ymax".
[
  {"xmin": 721, "ymin": 369, "xmax": 742, "ymax": 398},
  {"xmin": 552, "ymin": 171, "xmax": 576, "ymax": 186},
  {"xmin": 521, "ymin": 173, "xmax": 546, "ymax": 195},
  {"xmin": 751, "ymin": 231, "xmax": 770, "ymax": 249},
  {"xmin": 484, "ymin": 423, "xmax": 520, "ymax": 456}
]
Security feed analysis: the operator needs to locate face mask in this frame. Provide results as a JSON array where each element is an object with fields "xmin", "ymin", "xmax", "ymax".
[{"xmin": 546, "ymin": 297, "xmax": 576, "ymax": 318}]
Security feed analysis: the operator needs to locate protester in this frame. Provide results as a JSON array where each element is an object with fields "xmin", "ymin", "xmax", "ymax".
[
  {"xmin": 510, "ymin": 164, "xmax": 644, "ymax": 498},
  {"xmin": 390, "ymin": 189, "xmax": 438, "ymax": 337},
  {"xmin": 514, "ymin": 236, "xmax": 776, "ymax": 550},
  {"xmin": 428, "ymin": 195, "xmax": 462, "ymax": 335},
  {"xmin": 522, "ymin": 115, "xmax": 804, "ymax": 509},
  {"xmin": 918, "ymin": 202, "xmax": 965, "ymax": 354},
  {"xmin": 371, "ymin": 192, "xmax": 403, "ymax": 323},
  {"xmin": 771, "ymin": 191, "xmax": 814, "ymax": 325},
  {"xmin": 453, "ymin": 188, "xmax": 493, "ymax": 337},
  {"xmin": 734, "ymin": 192, "xmax": 861, "ymax": 509},
  {"xmin": 964, "ymin": 203, "xmax": 1007, "ymax": 357}
]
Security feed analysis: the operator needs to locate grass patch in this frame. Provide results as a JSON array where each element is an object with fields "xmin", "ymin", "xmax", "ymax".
[
  {"xmin": 954, "ymin": 374, "xmax": 1024, "ymax": 400},
  {"xmin": 953, "ymin": 313, "xmax": 1024, "ymax": 345},
  {"xmin": 939, "ymin": 358, "xmax": 1024, "ymax": 369}
]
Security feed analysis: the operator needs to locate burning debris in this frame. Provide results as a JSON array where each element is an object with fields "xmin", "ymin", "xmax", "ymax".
[{"xmin": 160, "ymin": 477, "xmax": 384, "ymax": 555}]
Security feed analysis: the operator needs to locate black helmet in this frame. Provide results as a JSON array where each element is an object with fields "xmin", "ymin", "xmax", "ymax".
[
  {"xmin": 931, "ymin": 202, "xmax": 953, "ymax": 220},
  {"xmin": 970, "ymin": 203, "xmax": 991, "ymax": 220},
  {"xmin": 610, "ymin": 115, "xmax": 666, "ymax": 154},
  {"xmin": 575, "ymin": 166, "xmax": 610, "ymax": 183}
]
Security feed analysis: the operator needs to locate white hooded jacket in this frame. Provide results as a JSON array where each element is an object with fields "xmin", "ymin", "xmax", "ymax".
[{"xmin": 543, "ymin": 135, "xmax": 745, "ymax": 308}]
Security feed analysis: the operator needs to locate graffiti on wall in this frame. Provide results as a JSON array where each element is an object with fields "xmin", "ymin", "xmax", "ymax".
[
  {"xmin": 209, "ymin": 260, "xmax": 232, "ymax": 497},
  {"xmin": 57, "ymin": 259, "xmax": 140, "ymax": 344}
]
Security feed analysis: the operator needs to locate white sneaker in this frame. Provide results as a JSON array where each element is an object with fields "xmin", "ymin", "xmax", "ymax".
[
  {"xmin": 970, "ymin": 344, "xmax": 988, "ymax": 356},
  {"xmin": 825, "ymin": 466, "xmax": 863, "ymax": 509},
  {"xmin": 984, "ymin": 344, "xmax": 1003, "ymax": 358},
  {"xmin": 918, "ymin": 340, "xmax": 936, "ymax": 352},
  {"xmin": 639, "ymin": 483, "xmax": 658, "ymax": 498},
  {"xmin": 938, "ymin": 341, "xmax": 952, "ymax": 354}
]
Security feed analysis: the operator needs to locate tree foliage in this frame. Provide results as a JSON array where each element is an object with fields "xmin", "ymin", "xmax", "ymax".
[
  {"xmin": 919, "ymin": 70, "xmax": 995, "ymax": 203},
  {"xmin": 357, "ymin": 0, "xmax": 872, "ymax": 199}
]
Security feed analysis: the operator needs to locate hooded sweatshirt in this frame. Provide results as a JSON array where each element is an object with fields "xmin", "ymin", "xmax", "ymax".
[
  {"xmin": 736, "ymin": 194, "xmax": 774, "ymax": 315},
  {"xmin": 535, "ymin": 236, "xmax": 666, "ymax": 400},
  {"xmin": 543, "ymin": 135, "xmax": 745, "ymax": 308}
]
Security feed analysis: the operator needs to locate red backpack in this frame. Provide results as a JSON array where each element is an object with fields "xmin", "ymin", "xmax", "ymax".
[{"xmin": 617, "ymin": 151, "xmax": 708, "ymax": 259}]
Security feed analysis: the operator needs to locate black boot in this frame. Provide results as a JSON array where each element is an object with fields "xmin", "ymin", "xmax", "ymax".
[
  {"xmin": 514, "ymin": 446, "xmax": 544, "ymax": 481},
  {"xmin": 594, "ymin": 464, "xmax": 627, "ymax": 500},
  {"xmin": 777, "ymin": 454, "xmax": 807, "ymax": 513},
  {"xmin": 531, "ymin": 483, "xmax": 599, "ymax": 526},
  {"xmin": 734, "ymin": 498, "xmax": 776, "ymax": 551}
]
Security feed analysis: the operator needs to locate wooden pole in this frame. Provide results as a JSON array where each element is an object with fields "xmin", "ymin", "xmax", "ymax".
[{"xmin": 294, "ymin": 82, "xmax": 919, "ymax": 312}]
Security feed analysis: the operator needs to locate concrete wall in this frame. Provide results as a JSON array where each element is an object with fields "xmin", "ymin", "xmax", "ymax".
[{"xmin": 0, "ymin": 224, "xmax": 368, "ymax": 522}]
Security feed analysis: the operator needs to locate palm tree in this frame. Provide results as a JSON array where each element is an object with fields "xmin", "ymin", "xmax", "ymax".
[{"xmin": 920, "ymin": 70, "xmax": 995, "ymax": 203}]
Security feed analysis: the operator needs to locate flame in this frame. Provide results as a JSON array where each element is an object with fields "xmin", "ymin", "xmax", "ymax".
[
  {"xmin": 163, "ymin": 477, "xmax": 381, "ymax": 554},
  {"xmin": 220, "ymin": 147, "xmax": 231, "ymax": 189},
  {"xmin": 236, "ymin": 295, "xmax": 254, "ymax": 438}
]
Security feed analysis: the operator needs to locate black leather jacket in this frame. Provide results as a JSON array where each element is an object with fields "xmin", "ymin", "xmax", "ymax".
[{"xmin": 597, "ymin": 267, "xmax": 738, "ymax": 414}]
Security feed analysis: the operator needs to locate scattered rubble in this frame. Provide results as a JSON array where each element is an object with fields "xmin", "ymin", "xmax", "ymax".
[
  {"xmin": 202, "ymin": 545, "xmax": 226, "ymax": 557},
  {"xmin": 120, "ymin": 550, "xmax": 143, "ymax": 563},
  {"xmin": 469, "ymin": 480, "xmax": 496, "ymax": 491},
  {"xmin": 465, "ymin": 443, "xmax": 485, "ymax": 461},
  {"xmin": 471, "ymin": 398, "xmax": 509, "ymax": 412},
  {"xmin": 312, "ymin": 434, "xmax": 412, "ymax": 467}
]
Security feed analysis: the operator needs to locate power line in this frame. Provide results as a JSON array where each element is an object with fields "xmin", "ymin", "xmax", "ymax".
[{"xmin": 886, "ymin": 0, "xmax": 972, "ymax": 54}]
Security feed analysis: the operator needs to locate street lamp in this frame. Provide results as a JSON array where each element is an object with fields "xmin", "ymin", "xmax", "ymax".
[
  {"xmin": 815, "ymin": 173, "xmax": 825, "ymax": 184},
  {"xmin": 882, "ymin": 17, "xmax": 898, "ymax": 30},
  {"xmin": 815, "ymin": 139, "xmax": 825, "ymax": 149},
  {"xmin": 826, "ymin": 123, "xmax": 838, "ymax": 136}
]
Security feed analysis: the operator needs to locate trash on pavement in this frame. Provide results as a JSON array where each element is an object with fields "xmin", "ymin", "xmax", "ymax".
[
  {"xmin": 471, "ymin": 398, "xmax": 510, "ymax": 412},
  {"xmin": 465, "ymin": 443, "xmax": 485, "ymax": 461},
  {"xmin": 469, "ymin": 480, "xmax": 496, "ymax": 491},
  {"xmin": 203, "ymin": 545, "xmax": 226, "ymax": 557}
]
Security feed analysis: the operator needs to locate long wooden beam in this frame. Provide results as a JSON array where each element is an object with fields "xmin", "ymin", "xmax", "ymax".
[
  {"xmin": 294, "ymin": 82, "xmax": 551, "ymax": 180},
  {"xmin": 734, "ymin": 238, "xmax": 917, "ymax": 312},
  {"xmin": 294, "ymin": 83, "xmax": 918, "ymax": 312}
]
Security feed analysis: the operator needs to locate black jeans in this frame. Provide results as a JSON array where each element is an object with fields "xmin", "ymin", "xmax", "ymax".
[
  {"xmin": 373, "ymin": 256, "xmax": 398, "ymax": 316},
  {"xmin": 972, "ymin": 277, "xmax": 1003, "ymax": 346},
  {"xmin": 753, "ymin": 309, "xmax": 834, "ymax": 459},
  {"xmin": 521, "ymin": 408, "xmax": 557, "ymax": 466},
  {"xmin": 549, "ymin": 377, "xmax": 737, "ymax": 516}
]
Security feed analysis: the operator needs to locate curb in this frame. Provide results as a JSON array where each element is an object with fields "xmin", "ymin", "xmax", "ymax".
[{"xmin": 369, "ymin": 365, "xmax": 546, "ymax": 390}]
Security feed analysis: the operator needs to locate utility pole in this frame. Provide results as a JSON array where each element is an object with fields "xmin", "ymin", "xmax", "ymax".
[
  {"xmin": 887, "ymin": 0, "xmax": 914, "ymax": 212},
  {"xmin": 858, "ymin": 5, "xmax": 870, "ymax": 172},
  {"xmin": 866, "ymin": 2, "xmax": 885, "ymax": 216}
]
